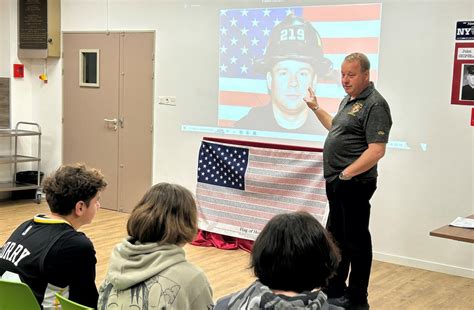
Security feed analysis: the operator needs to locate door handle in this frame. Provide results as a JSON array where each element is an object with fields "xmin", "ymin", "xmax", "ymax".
[
  {"xmin": 104, "ymin": 118, "xmax": 118, "ymax": 125},
  {"xmin": 104, "ymin": 118, "xmax": 118, "ymax": 131}
]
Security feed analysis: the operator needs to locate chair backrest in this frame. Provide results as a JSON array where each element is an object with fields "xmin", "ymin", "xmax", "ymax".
[
  {"xmin": 0, "ymin": 278, "xmax": 41, "ymax": 310},
  {"xmin": 55, "ymin": 293, "xmax": 94, "ymax": 310}
]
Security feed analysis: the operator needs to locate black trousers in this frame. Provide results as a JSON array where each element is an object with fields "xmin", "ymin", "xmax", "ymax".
[{"xmin": 324, "ymin": 177, "xmax": 377, "ymax": 302}]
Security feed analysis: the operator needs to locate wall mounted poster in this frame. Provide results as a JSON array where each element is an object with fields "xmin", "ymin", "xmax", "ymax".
[
  {"xmin": 455, "ymin": 21, "xmax": 474, "ymax": 40},
  {"xmin": 451, "ymin": 42, "xmax": 474, "ymax": 105}
]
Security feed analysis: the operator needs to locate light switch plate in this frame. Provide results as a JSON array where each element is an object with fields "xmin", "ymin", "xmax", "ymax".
[{"xmin": 158, "ymin": 96, "xmax": 176, "ymax": 106}]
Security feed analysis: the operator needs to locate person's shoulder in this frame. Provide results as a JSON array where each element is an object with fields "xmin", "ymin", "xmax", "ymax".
[
  {"xmin": 215, "ymin": 288, "xmax": 246, "ymax": 310},
  {"xmin": 19, "ymin": 218, "xmax": 35, "ymax": 226},
  {"xmin": 235, "ymin": 104, "xmax": 272, "ymax": 128},
  {"xmin": 178, "ymin": 260, "xmax": 208, "ymax": 279},
  {"xmin": 162, "ymin": 258, "xmax": 211, "ymax": 293},
  {"xmin": 43, "ymin": 228, "xmax": 96, "ymax": 275},
  {"xmin": 363, "ymin": 88, "xmax": 390, "ymax": 116},
  {"xmin": 64, "ymin": 231, "xmax": 94, "ymax": 249},
  {"xmin": 214, "ymin": 294, "xmax": 233, "ymax": 310},
  {"xmin": 462, "ymin": 84, "xmax": 472, "ymax": 91},
  {"xmin": 215, "ymin": 281, "xmax": 260, "ymax": 310},
  {"xmin": 367, "ymin": 87, "xmax": 388, "ymax": 104},
  {"xmin": 51, "ymin": 230, "xmax": 95, "ymax": 257},
  {"xmin": 7, "ymin": 219, "xmax": 35, "ymax": 236}
]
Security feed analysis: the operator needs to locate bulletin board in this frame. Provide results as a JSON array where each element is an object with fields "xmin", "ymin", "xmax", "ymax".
[{"xmin": 451, "ymin": 42, "xmax": 474, "ymax": 105}]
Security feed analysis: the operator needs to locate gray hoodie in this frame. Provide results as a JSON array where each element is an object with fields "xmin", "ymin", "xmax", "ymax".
[
  {"xmin": 215, "ymin": 280, "xmax": 343, "ymax": 310},
  {"xmin": 98, "ymin": 238, "xmax": 213, "ymax": 309}
]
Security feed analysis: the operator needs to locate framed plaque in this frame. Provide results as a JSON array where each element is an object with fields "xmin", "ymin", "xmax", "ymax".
[{"xmin": 19, "ymin": 0, "xmax": 48, "ymax": 50}]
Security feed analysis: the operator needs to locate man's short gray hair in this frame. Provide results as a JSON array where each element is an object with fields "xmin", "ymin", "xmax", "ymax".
[{"xmin": 344, "ymin": 52, "xmax": 370, "ymax": 72}]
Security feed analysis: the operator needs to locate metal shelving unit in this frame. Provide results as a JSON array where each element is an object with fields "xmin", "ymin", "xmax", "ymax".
[{"xmin": 0, "ymin": 122, "xmax": 42, "ymax": 203}]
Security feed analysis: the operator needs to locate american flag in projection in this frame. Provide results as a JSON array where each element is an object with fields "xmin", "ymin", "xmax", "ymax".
[
  {"xmin": 218, "ymin": 3, "xmax": 382, "ymax": 127},
  {"xmin": 196, "ymin": 138, "xmax": 328, "ymax": 240}
]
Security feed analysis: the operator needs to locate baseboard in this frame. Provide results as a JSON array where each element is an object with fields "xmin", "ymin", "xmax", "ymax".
[
  {"xmin": 0, "ymin": 192, "xmax": 11, "ymax": 200},
  {"xmin": 373, "ymin": 251, "xmax": 474, "ymax": 279}
]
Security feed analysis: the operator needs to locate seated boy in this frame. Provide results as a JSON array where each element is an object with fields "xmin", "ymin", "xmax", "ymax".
[{"xmin": 0, "ymin": 163, "xmax": 107, "ymax": 309}]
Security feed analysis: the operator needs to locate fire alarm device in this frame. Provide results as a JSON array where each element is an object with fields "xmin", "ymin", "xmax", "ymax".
[{"xmin": 13, "ymin": 64, "xmax": 24, "ymax": 78}]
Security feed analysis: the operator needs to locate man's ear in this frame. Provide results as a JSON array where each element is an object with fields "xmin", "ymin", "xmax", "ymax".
[
  {"xmin": 74, "ymin": 201, "xmax": 85, "ymax": 216},
  {"xmin": 266, "ymin": 72, "xmax": 272, "ymax": 90},
  {"xmin": 364, "ymin": 70, "xmax": 370, "ymax": 82}
]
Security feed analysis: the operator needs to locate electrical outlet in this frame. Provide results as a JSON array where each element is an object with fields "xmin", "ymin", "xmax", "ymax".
[{"xmin": 158, "ymin": 96, "xmax": 176, "ymax": 106}]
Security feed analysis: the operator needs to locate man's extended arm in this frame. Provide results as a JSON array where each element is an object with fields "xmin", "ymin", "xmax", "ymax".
[
  {"xmin": 304, "ymin": 87, "xmax": 333, "ymax": 130},
  {"xmin": 341, "ymin": 142, "xmax": 386, "ymax": 179}
]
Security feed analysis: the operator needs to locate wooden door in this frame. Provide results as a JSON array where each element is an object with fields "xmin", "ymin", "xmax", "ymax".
[
  {"xmin": 117, "ymin": 32, "xmax": 154, "ymax": 213},
  {"xmin": 63, "ymin": 32, "xmax": 153, "ymax": 212}
]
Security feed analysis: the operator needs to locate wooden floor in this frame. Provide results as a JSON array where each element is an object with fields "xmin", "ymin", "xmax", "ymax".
[{"xmin": 1, "ymin": 200, "xmax": 473, "ymax": 309}]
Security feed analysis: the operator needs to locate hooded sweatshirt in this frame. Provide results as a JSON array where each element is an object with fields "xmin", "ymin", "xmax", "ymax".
[
  {"xmin": 98, "ymin": 238, "xmax": 213, "ymax": 310},
  {"xmin": 215, "ymin": 280, "xmax": 343, "ymax": 310}
]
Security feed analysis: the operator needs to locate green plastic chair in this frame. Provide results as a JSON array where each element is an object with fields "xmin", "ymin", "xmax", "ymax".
[
  {"xmin": 55, "ymin": 293, "xmax": 94, "ymax": 310},
  {"xmin": 0, "ymin": 278, "xmax": 41, "ymax": 310}
]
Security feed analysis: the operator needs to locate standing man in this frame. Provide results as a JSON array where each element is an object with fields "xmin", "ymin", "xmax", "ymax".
[
  {"xmin": 0, "ymin": 163, "xmax": 107, "ymax": 309},
  {"xmin": 304, "ymin": 53, "xmax": 392, "ymax": 310},
  {"xmin": 235, "ymin": 14, "xmax": 332, "ymax": 133}
]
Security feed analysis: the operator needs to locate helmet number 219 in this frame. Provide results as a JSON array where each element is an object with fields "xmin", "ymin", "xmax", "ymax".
[{"xmin": 280, "ymin": 28, "xmax": 305, "ymax": 41}]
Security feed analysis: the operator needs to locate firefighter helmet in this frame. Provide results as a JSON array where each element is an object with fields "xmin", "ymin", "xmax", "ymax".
[{"xmin": 255, "ymin": 14, "xmax": 332, "ymax": 76}]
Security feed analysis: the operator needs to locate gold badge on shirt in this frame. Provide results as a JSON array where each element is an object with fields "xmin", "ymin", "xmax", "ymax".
[{"xmin": 348, "ymin": 102, "xmax": 363, "ymax": 116}]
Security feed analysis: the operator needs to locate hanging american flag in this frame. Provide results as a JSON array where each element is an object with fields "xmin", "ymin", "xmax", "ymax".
[
  {"xmin": 196, "ymin": 137, "xmax": 328, "ymax": 240},
  {"xmin": 218, "ymin": 3, "xmax": 382, "ymax": 127}
]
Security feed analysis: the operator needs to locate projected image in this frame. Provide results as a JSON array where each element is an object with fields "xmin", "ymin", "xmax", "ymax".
[{"xmin": 218, "ymin": 4, "xmax": 382, "ymax": 140}]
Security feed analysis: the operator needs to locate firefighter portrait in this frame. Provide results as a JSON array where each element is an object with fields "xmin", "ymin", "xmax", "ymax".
[{"xmin": 235, "ymin": 14, "xmax": 332, "ymax": 133}]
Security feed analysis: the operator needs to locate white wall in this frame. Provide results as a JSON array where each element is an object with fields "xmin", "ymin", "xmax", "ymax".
[
  {"xmin": 370, "ymin": 0, "xmax": 474, "ymax": 277},
  {"xmin": 3, "ymin": 0, "xmax": 473, "ymax": 278},
  {"xmin": 0, "ymin": 2, "xmax": 30, "ymax": 192},
  {"xmin": 2, "ymin": 0, "xmax": 57, "ymax": 177},
  {"xmin": 0, "ymin": 0, "xmax": 10, "ymax": 77},
  {"xmin": 0, "ymin": 0, "xmax": 11, "ymax": 195}
]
